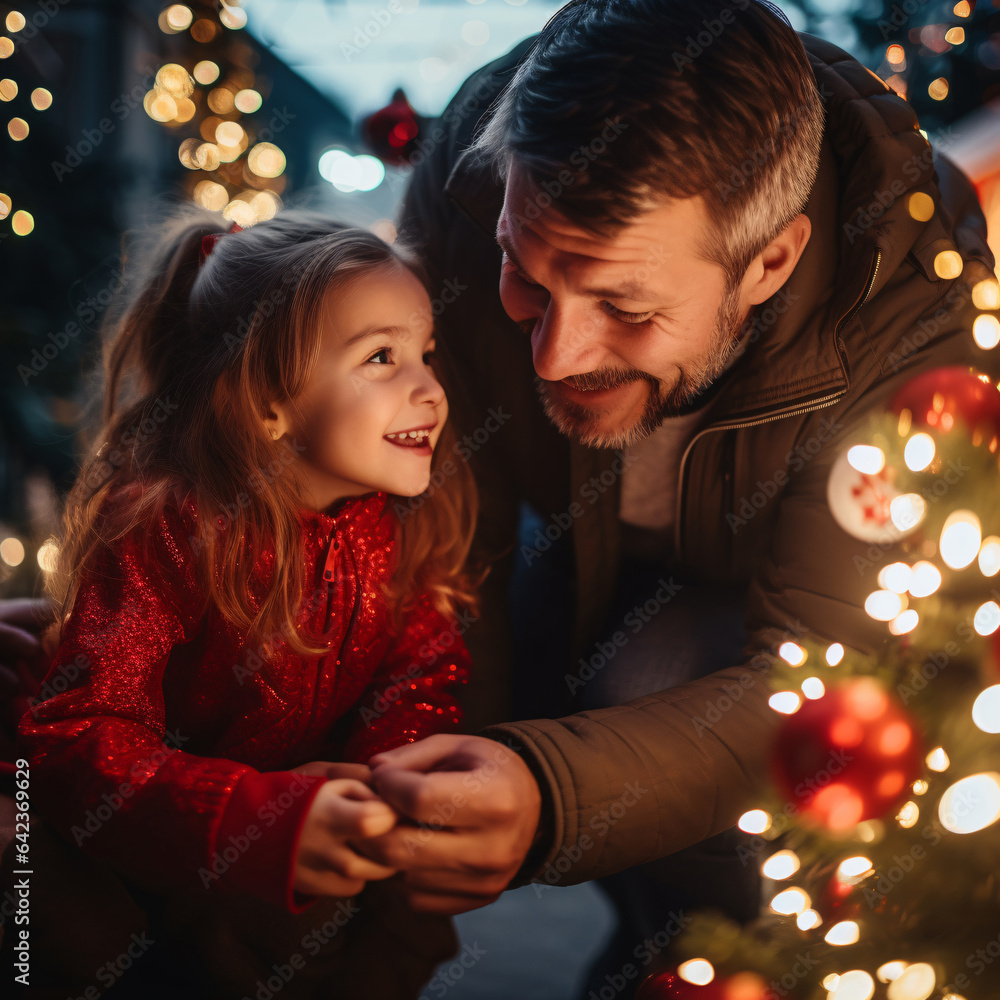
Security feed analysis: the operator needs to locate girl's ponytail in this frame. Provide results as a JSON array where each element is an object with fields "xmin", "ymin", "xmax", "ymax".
[
  {"xmin": 46, "ymin": 205, "xmax": 231, "ymax": 634},
  {"xmin": 101, "ymin": 206, "xmax": 231, "ymax": 425}
]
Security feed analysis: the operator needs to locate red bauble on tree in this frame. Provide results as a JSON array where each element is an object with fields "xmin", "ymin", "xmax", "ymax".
[
  {"xmin": 892, "ymin": 365, "xmax": 1000, "ymax": 445},
  {"xmin": 636, "ymin": 971, "xmax": 767, "ymax": 1000},
  {"xmin": 770, "ymin": 678, "xmax": 922, "ymax": 832}
]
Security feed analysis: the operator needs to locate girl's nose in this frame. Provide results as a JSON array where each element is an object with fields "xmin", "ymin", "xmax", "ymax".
[{"xmin": 414, "ymin": 367, "xmax": 446, "ymax": 408}]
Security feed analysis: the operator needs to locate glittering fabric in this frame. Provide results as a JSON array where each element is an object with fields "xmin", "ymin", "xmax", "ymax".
[{"xmin": 17, "ymin": 490, "xmax": 470, "ymax": 908}]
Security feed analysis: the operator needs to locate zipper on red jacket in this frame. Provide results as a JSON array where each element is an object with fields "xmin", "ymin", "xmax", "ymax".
[{"xmin": 323, "ymin": 523, "xmax": 340, "ymax": 582}]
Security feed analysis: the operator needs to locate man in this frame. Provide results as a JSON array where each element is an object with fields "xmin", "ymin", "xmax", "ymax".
[{"xmin": 346, "ymin": 0, "xmax": 996, "ymax": 979}]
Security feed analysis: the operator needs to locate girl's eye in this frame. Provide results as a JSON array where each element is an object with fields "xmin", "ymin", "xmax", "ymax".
[
  {"xmin": 602, "ymin": 302, "xmax": 656, "ymax": 325},
  {"xmin": 422, "ymin": 349, "xmax": 436, "ymax": 365},
  {"xmin": 366, "ymin": 347, "xmax": 391, "ymax": 365}
]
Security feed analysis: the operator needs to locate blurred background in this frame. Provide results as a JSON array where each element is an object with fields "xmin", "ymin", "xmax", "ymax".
[{"xmin": 0, "ymin": 3, "xmax": 999, "ymax": 994}]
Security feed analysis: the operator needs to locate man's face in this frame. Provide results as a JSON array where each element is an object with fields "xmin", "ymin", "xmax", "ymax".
[{"xmin": 496, "ymin": 158, "xmax": 754, "ymax": 449}]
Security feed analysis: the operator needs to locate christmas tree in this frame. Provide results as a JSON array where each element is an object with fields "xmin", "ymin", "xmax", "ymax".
[{"xmin": 631, "ymin": 266, "xmax": 1000, "ymax": 999}]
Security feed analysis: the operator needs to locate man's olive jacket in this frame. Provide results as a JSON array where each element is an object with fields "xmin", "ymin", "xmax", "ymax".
[{"xmin": 396, "ymin": 32, "xmax": 997, "ymax": 886}]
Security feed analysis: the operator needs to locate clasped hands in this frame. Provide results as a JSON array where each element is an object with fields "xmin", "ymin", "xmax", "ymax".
[{"xmin": 292, "ymin": 734, "xmax": 543, "ymax": 914}]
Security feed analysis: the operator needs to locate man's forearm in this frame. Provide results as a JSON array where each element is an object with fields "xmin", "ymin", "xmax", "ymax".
[{"xmin": 481, "ymin": 662, "xmax": 778, "ymax": 887}]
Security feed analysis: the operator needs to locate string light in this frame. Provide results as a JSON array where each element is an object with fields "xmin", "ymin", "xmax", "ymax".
[
  {"xmin": 928, "ymin": 77, "xmax": 950, "ymax": 101},
  {"xmin": 770, "ymin": 887, "xmax": 810, "ymax": 915},
  {"xmin": 778, "ymin": 641, "xmax": 807, "ymax": 666},
  {"xmin": 940, "ymin": 510, "xmax": 982, "ymax": 569},
  {"xmin": 797, "ymin": 908, "xmax": 822, "ymax": 930},
  {"xmin": 907, "ymin": 192, "xmax": 934, "ymax": 222},
  {"xmin": 879, "ymin": 562, "xmax": 913, "ymax": 593},
  {"xmin": 865, "ymin": 590, "xmax": 905, "ymax": 621},
  {"xmin": 912, "ymin": 779, "xmax": 929, "ymax": 795},
  {"xmin": 889, "ymin": 609, "xmax": 919, "ymax": 635},
  {"xmin": 827, "ymin": 970, "xmax": 875, "ymax": 1000},
  {"xmin": 801, "ymin": 676, "xmax": 825, "ymax": 700},
  {"xmin": 886, "ymin": 962, "xmax": 936, "ymax": 1000},
  {"xmin": 0, "ymin": 537, "xmax": 24, "ymax": 567},
  {"xmin": 847, "ymin": 445, "xmax": 885, "ymax": 474},
  {"xmin": 933, "ymin": 250, "xmax": 963, "ymax": 278},
  {"xmin": 677, "ymin": 960, "xmax": 714, "ymax": 986},
  {"xmin": 896, "ymin": 800, "xmax": 919, "ymax": 828},
  {"xmin": 738, "ymin": 809, "xmax": 771, "ymax": 834},
  {"xmin": 972, "ymin": 279, "xmax": 1000, "ymax": 310},
  {"xmin": 837, "ymin": 856, "xmax": 874, "ymax": 883},
  {"xmin": 926, "ymin": 747, "xmax": 950, "ymax": 772},
  {"xmin": 877, "ymin": 962, "xmax": 907, "ymax": 983},
  {"xmin": 36, "ymin": 539, "xmax": 58, "ymax": 572},
  {"xmin": 903, "ymin": 432, "xmax": 935, "ymax": 471},
  {"xmin": 939, "ymin": 773, "xmax": 1000, "ymax": 834},
  {"xmin": 826, "ymin": 643, "xmax": 845, "ymax": 666},
  {"xmin": 769, "ymin": 691, "xmax": 802, "ymax": 714},
  {"xmin": 973, "ymin": 314, "xmax": 1000, "ymax": 350},
  {"xmin": 889, "ymin": 493, "xmax": 926, "ymax": 531},
  {"xmin": 972, "ymin": 685, "xmax": 1000, "ymax": 733},
  {"xmin": 762, "ymin": 850, "xmax": 800, "ymax": 880},
  {"xmin": 824, "ymin": 921, "xmax": 860, "ymax": 946},
  {"xmin": 974, "ymin": 601, "xmax": 1000, "ymax": 636},
  {"xmin": 908, "ymin": 561, "xmax": 942, "ymax": 597},
  {"xmin": 980, "ymin": 537, "xmax": 1000, "ymax": 577}
]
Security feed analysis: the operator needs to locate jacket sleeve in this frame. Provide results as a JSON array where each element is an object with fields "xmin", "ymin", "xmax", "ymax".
[
  {"xmin": 341, "ymin": 592, "xmax": 471, "ymax": 763},
  {"xmin": 481, "ymin": 315, "xmax": 994, "ymax": 888},
  {"xmin": 17, "ymin": 502, "xmax": 327, "ymax": 914}
]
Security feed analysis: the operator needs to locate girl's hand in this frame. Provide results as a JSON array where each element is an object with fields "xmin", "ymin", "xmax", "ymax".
[
  {"xmin": 293, "ymin": 778, "xmax": 399, "ymax": 898},
  {"xmin": 291, "ymin": 761, "xmax": 374, "ymax": 785}
]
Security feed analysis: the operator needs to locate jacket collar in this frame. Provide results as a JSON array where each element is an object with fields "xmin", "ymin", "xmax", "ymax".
[
  {"xmin": 442, "ymin": 33, "xmax": 993, "ymax": 427},
  {"xmin": 297, "ymin": 491, "xmax": 389, "ymax": 533}
]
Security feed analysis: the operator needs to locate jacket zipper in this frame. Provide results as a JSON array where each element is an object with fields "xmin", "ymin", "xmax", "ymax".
[
  {"xmin": 323, "ymin": 523, "xmax": 340, "ymax": 583},
  {"xmin": 672, "ymin": 247, "xmax": 883, "ymax": 557}
]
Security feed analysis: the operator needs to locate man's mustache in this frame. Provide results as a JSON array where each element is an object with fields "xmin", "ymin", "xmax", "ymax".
[{"xmin": 556, "ymin": 367, "xmax": 653, "ymax": 392}]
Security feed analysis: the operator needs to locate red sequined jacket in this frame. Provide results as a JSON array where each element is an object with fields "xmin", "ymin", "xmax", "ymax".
[{"xmin": 18, "ymin": 489, "xmax": 470, "ymax": 913}]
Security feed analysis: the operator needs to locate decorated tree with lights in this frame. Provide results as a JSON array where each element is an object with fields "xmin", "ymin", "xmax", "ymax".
[{"xmin": 630, "ymin": 271, "xmax": 1000, "ymax": 997}]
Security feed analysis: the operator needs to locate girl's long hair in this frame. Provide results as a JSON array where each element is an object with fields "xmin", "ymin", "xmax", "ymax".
[{"xmin": 45, "ymin": 205, "xmax": 479, "ymax": 658}]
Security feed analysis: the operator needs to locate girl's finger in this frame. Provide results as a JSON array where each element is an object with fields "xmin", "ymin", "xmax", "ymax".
[{"xmin": 318, "ymin": 788, "xmax": 397, "ymax": 838}]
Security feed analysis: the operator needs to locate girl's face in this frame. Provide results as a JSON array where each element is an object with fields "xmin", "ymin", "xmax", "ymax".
[{"xmin": 267, "ymin": 264, "xmax": 447, "ymax": 509}]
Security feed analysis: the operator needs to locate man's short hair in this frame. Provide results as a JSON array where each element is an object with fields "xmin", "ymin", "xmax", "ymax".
[{"xmin": 471, "ymin": 0, "xmax": 825, "ymax": 286}]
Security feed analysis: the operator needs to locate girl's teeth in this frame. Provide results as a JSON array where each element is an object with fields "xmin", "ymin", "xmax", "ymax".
[{"xmin": 386, "ymin": 431, "xmax": 429, "ymax": 441}]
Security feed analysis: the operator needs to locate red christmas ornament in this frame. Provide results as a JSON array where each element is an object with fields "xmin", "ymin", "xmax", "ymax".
[
  {"xmin": 636, "ymin": 971, "xmax": 768, "ymax": 999},
  {"xmin": 892, "ymin": 365, "xmax": 1000, "ymax": 445},
  {"xmin": 770, "ymin": 678, "xmax": 922, "ymax": 832},
  {"xmin": 361, "ymin": 87, "xmax": 424, "ymax": 167}
]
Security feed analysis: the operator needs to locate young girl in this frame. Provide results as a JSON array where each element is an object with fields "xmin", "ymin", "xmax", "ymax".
[{"xmin": 14, "ymin": 207, "xmax": 479, "ymax": 998}]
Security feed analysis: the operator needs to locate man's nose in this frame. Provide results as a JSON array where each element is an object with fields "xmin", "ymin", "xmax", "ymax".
[{"xmin": 530, "ymin": 303, "xmax": 605, "ymax": 383}]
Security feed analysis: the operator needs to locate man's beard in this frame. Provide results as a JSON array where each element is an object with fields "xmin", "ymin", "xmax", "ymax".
[{"xmin": 535, "ymin": 287, "xmax": 749, "ymax": 449}]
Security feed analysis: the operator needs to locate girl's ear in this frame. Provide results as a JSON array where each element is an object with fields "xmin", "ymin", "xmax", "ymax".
[{"xmin": 262, "ymin": 402, "xmax": 293, "ymax": 442}]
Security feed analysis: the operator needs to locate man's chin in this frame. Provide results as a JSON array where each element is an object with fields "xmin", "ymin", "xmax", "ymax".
[{"xmin": 539, "ymin": 383, "xmax": 653, "ymax": 449}]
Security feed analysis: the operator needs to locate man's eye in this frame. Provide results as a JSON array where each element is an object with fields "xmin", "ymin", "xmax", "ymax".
[
  {"xmin": 367, "ymin": 348, "xmax": 391, "ymax": 364},
  {"xmin": 602, "ymin": 302, "xmax": 656, "ymax": 325},
  {"xmin": 502, "ymin": 254, "xmax": 541, "ymax": 287}
]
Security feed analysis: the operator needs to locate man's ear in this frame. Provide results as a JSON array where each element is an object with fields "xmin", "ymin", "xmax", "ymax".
[{"xmin": 741, "ymin": 213, "xmax": 812, "ymax": 307}]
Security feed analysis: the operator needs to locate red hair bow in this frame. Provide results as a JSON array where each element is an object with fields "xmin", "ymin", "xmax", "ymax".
[{"xmin": 199, "ymin": 221, "xmax": 243, "ymax": 266}]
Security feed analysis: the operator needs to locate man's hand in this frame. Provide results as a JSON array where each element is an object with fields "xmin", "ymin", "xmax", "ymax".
[
  {"xmin": 359, "ymin": 734, "xmax": 543, "ymax": 915},
  {"xmin": 0, "ymin": 597, "xmax": 58, "ymax": 700}
]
